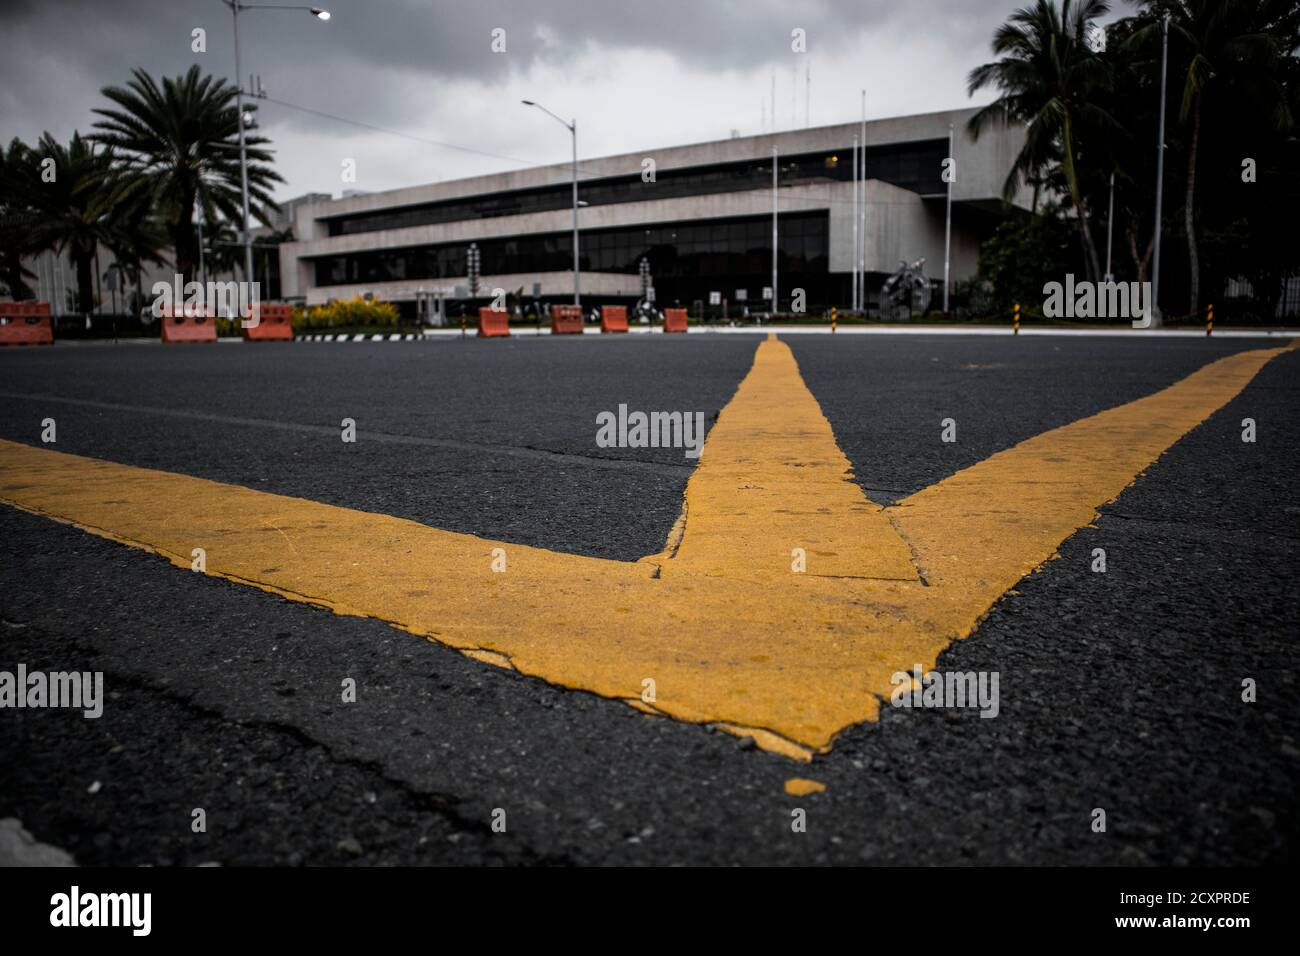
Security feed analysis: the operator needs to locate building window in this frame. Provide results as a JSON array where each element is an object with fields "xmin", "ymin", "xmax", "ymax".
[{"xmin": 312, "ymin": 211, "xmax": 828, "ymax": 291}]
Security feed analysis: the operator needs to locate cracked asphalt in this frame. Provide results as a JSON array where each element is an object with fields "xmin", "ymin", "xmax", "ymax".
[{"xmin": 1, "ymin": 332, "xmax": 1296, "ymax": 865}]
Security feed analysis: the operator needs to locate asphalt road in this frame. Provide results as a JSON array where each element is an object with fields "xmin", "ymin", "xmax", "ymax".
[{"xmin": 1, "ymin": 332, "xmax": 1297, "ymax": 865}]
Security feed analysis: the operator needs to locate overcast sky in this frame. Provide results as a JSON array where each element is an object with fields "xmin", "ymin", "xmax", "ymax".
[{"xmin": 0, "ymin": 0, "xmax": 1128, "ymax": 203}]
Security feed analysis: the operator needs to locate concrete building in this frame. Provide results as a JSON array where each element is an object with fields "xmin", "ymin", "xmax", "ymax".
[
  {"xmin": 271, "ymin": 192, "xmax": 331, "ymax": 231},
  {"xmin": 279, "ymin": 107, "xmax": 1029, "ymax": 317}
]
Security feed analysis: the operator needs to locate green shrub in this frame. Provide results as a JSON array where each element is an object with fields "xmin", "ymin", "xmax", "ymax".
[{"xmin": 291, "ymin": 295, "xmax": 399, "ymax": 331}]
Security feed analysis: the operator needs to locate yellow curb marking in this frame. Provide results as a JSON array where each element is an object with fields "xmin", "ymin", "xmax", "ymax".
[
  {"xmin": 784, "ymin": 778, "xmax": 826, "ymax": 796},
  {"xmin": 0, "ymin": 336, "xmax": 1291, "ymax": 759}
]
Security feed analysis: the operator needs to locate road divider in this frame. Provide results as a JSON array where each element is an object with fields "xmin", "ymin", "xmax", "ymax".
[
  {"xmin": 477, "ymin": 307, "xmax": 510, "ymax": 338},
  {"xmin": 551, "ymin": 305, "xmax": 583, "ymax": 335},
  {"xmin": 242, "ymin": 304, "xmax": 294, "ymax": 342},
  {"xmin": 0, "ymin": 301, "xmax": 54, "ymax": 347},
  {"xmin": 159, "ymin": 304, "xmax": 217, "ymax": 344},
  {"xmin": 601, "ymin": 305, "xmax": 628, "ymax": 334},
  {"xmin": 663, "ymin": 308, "xmax": 688, "ymax": 333}
]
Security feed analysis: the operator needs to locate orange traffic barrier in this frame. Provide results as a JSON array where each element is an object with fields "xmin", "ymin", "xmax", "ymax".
[
  {"xmin": 551, "ymin": 304, "xmax": 584, "ymax": 335},
  {"xmin": 242, "ymin": 303, "xmax": 294, "ymax": 341},
  {"xmin": 601, "ymin": 305, "xmax": 628, "ymax": 334},
  {"xmin": 0, "ymin": 301, "xmax": 54, "ymax": 346},
  {"xmin": 478, "ymin": 307, "xmax": 511, "ymax": 337},
  {"xmin": 663, "ymin": 308, "xmax": 688, "ymax": 334},
  {"xmin": 160, "ymin": 304, "xmax": 217, "ymax": 343}
]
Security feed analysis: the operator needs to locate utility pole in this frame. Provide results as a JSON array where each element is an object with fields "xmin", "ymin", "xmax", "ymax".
[
  {"xmin": 805, "ymin": 60, "xmax": 810, "ymax": 127},
  {"xmin": 1150, "ymin": 13, "xmax": 1169, "ymax": 326},
  {"xmin": 851, "ymin": 136, "xmax": 859, "ymax": 312},
  {"xmin": 858, "ymin": 90, "xmax": 867, "ymax": 313},
  {"xmin": 231, "ymin": 2, "xmax": 253, "ymax": 288},
  {"xmin": 1105, "ymin": 171, "xmax": 1115, "ymax": 281},
  {"xmin": 522, "ymin": 100, "xmax": 580, "ymax": 305},
  {"xmin": 943, "ymin": 122, "xmax": 953, "ymax": 313},
  {"xmin": 571, "ymin": 117, "xmax": 579, "ymax": 305},
  {"xmin": 771, "ymin": 146, "xmax": 779, "ymax": 317},
  {"xmin": 225, "ymin": 3, "xmax": 329, "ymax": 291}
]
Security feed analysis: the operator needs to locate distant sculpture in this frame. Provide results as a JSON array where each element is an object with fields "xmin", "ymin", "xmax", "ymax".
[{"xmin": 880, "ymin": 257, "xmax": 932, "ymax": 320}]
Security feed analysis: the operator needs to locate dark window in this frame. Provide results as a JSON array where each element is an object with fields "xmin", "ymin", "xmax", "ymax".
[
  {"xmin": 319, "ymin": 140, "xmax": 946, "ymax": 237},
  {"xmin": 312, "ymin": 211, "xmax": 829, "ymax": 291}
]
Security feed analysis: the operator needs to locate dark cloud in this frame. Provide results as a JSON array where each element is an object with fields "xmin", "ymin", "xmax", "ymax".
[{"xmin": 0, "ymin": 0, "xmax": 1072, "ymax": 197}]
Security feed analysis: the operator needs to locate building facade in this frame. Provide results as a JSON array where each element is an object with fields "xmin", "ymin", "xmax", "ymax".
[{"xmin": 279, "ymin": 107, "xmax": 1029, "ymax": 317}]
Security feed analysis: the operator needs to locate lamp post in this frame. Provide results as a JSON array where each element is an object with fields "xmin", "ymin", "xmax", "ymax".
[
  {"xmin": 759, "ymin": 153, "xmax": 795, "ymax": 318},
  {"xmin": 851, "ymin": 136, "xmax": 859, "ymax": 312},
  {"xmin": 772, "ymin": 147, "xmax": 779, "ymax": 317},
  {"xmin": 858, "ymin": 90, "xmax": 866, "ymax": 314},
  {"xmin": 196, "ymin": 200, "xmax": 207, "ymax": 288},
  {"xmin": 223, "ymin": 2, "xmax": 329, "ymax": 288},
  {"xmin": 1105, "ymin": 170, "xmax": 1115, "ymax": 282},
  {"xmin": 522, "ymin": 100, "xmax": 580, "ymax": 306},
  {"xmin": 943, "ymin": 122, "xmax": 953, "ymax": 313},
  {"xmin": 1150, "ymin": 12, "xmax": 1169, "ymax": 326}
]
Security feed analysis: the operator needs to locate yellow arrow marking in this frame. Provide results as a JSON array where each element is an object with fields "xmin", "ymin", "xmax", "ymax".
[
  {"xmin": 0, "ymin": 336, "xmax": 1291, "ymax": 760},
  {"xmin": 654, "ymin": 333, "xmax": 917, "ymax": 582}
]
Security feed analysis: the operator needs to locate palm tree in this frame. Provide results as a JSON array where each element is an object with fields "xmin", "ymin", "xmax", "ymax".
[
  {"xmin": 0, "ymin": 137, "xmax": 44, "ymax": 299},
  {"xmin": 26, "ymin": 132, "xmax": 118, "ymax": 315},
  {"xmin": 1130, "ymin": 0, "xmax": 1296, "ymax": 315},
  {"xmin": 91, "ymin": 65, "xmax": 282, "ymax": 284},
  {"xmin": 202, "ymin": 219, "xmax": 243, "ymax": 279},
  {"xmin": 99, "ymin": 187, "xmax": 168, "ymax": 315},
  {"xmin": 1090, "ymin": 15, "xmax": 1164, "ymax": 283},
  {"xmin": 968, "ymin": 0, "xmax": 1117, "ymax": 281}
]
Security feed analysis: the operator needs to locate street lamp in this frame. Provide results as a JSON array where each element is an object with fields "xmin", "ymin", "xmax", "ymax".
[
  {"xmin": 522, "ymin": 100, "xmax": 580, "ymax": 306},
  {"xmin": 223, "ymin": 2, "xmax": 329, "ymax": 290},
  {"xmin": 758, "ymin": 154, "xmax": 796, "ymax": 318},
  {"xmin": 1149, "ymin": 12, "xmax": 1170, "ymax": 327},
  {"xmin": 943, "ymin": 122, "xmax": 953, "ymax": 314},
  {"xmin": 771, "ymin": 147, "xmax": 778, "ymax": 317}
]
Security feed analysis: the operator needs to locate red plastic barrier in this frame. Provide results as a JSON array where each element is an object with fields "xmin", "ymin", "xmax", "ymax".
[
  {"xmin": 477, "ymin": 307, "xmax": 511, "ymax": 337},
  {"xmin": 160, "ymin": 304, "xmax": 217, "ymax": 343},
  {"xmin": 0, "ymin": 301, "xmax": 54, "ymax": 346},
  {"xmin": 551, "ymin": 304, "xmax": 583, "ymax": 335},
  {"xmin": 242, "ymin": 303, "xmax": 294, "ymax": 341},
  {"xmin": 600, "ymin": 305, "xmax": 628, "ymax": 334},
  {"xmin": 663, "ymin": 308, "xmax": 688, "ymax": 334}
]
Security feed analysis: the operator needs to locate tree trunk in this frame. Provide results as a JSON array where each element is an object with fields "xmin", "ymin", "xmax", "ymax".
[
  {"xmin": 134, "ymin": 257, "xmax": 145, "ymax": 316},
  {"xmin": 2, "ymin": 255, "xmax": 34, "ymax": 300},
  {"xmin": 1127, "ymin": 226, "xmax": 1154, "ymax": 285},
  {"xmin": 1060, "ymin": 114, "xmax": 1102, "ymax": 281},
  {"xmin": 1076, "ymin": 214, "xmax": 1101, "ymax": 283},
  {"xmin": 74, "ymin": 247, "xmax": 95, "ymax": 316},
  {"xmin": 1185, "ymin": 96, "xmax": 1202, "ymax": 317},
  {"xmin": 173, "ymin": 193, "xmax": 197, "ymax": 285}
]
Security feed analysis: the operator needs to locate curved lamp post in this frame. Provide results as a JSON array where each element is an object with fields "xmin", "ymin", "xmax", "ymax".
[
  {"xmin": 522, "ymin": 100, "xmax": 579, "ymax": 306},
  {"xmin": 222, "ymin": 2, "xmax": 330, "ymax": 286}
]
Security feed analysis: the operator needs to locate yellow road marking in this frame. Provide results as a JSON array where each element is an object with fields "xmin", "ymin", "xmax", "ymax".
[
  {"xmin": 0, "ymin": 337, "xmax": 1290, "ymax": 759},
  {"xmin": 784, "ymin": 778, "xmax": 826, "ymax": 796},
  {"xmin": 653, "ymin": 332, "xmax": 916, "ymax": 582}
]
